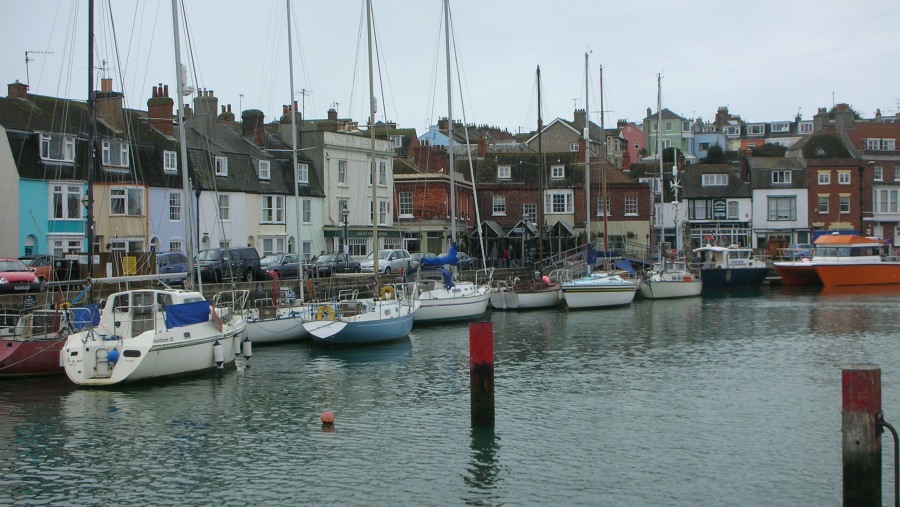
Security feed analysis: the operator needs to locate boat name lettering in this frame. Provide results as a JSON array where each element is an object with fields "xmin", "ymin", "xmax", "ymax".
[{"xmin": 153, "ymin": 336, "xmax": 174, "ymax": 344}]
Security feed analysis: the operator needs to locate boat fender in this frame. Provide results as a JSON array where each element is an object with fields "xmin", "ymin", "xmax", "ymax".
[
  {"xmin": 213, "ymin": 340, "xmax": 224, "ymax": 369},
  {"xmin": 315, "ymin": 305, "xmax": 335, "ymax": 321},
  {"xmin": 241, "ymin": 337, "xmax": 252, "ymax": 361},
  {"xmin": 107, "ymin": 348, "xmax": 119, "ymax": 364},
  {"xmin": 380, "ymin": 286, "xmax": 395, "ymax": 300}
]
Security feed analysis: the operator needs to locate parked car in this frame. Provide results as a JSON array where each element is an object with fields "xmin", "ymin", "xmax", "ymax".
[
  {"xmin": 195, "ymin": 247, "xmax": 261, "ymax": 283},
  {"xmin": 156, "ymin": 251, "xmax": 189, "ymax": 285},
  {"xmin": 439, "ymin": 251, "xmax": 476, "ymax": 270},
  {"xmin": 0, "ymin": 258, "xmax": 43, "ymax": 293},
  {"xmin": 19, "ymin": 254, "xmax": 56, "ymax": 284},
  {"xmin": 409, "ymin": 252, "xmax": 437, "ymax": 269},
  {"xmin": 305, "ymin": 253, "xmax": 361, "ymax": 278},
  {"xmin": 260, "ymin": 253, "xmax": 303, "ymax": 280},
  {"xmin": 360, "ymin": 249, "xmax": 412, "ymax": 275}
]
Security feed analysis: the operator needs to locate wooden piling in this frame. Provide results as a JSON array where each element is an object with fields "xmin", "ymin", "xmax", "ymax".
[
  {"xmin": 469, "ymin": 322, "xmax": 494, "ymax": 427},
  {"xmin": 842, "ymin": 364, "xmax": 882, "ymax": 506}
]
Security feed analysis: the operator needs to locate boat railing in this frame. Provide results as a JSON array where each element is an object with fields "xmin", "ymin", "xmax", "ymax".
[
  {"xmin": 214, "ymin": 290, "xmax": 251, "ymax": 312},
  {"xmin": 474, "ymin": 267, "xmax": 494, "ymax": 286}
]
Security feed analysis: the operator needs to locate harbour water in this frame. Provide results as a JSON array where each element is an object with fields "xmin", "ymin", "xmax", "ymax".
[{"xmin": 2, "ymin": 285, "xmax": 900, "ymax": 506}]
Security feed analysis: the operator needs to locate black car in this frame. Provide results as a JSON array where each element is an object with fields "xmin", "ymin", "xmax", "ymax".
[
  {"xmin": 305, "ymin": 253, "xmax": 361, "ymax": 277},
  {"xmin": 195, "ymin": 247, "xmax": 262, "ymax": 283},
  {"xmin": 260, "ymin": 253, "xmax": 303, "ymax": 280}
]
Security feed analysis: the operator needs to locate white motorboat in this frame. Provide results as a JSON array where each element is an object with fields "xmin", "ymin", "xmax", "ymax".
[
  {"xmin": 639, "ymin": 260, "xmax": 702, "ymax": 300},
  {"xmin": 62, "ymin": 288, "xmax": 247, "ymax": 386}
]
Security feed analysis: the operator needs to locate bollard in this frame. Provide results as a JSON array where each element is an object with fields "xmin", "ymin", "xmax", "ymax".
[
  {"xmin": 469, "ymin": 322, "xmax": 494, "ymax": 427},
  {"xmin": 842, "ymin": 364, "xmax": 882, "ymax": 507}
]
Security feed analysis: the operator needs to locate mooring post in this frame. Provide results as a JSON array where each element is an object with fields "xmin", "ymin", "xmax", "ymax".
[
  {"xmin": 469, "ymin": 322, "xmax": 494, "ymax": 427},
  {"xmin": 843, "ymin": 363, "xmax": 882, "ymax": 506}
]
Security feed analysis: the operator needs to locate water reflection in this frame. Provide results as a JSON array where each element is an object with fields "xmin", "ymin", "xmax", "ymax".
[
  {"xmin": 306, "ymin": 337, "xmax": 412, "ymax": 366},
  {"xmin": 464, "ymin": 426, "xmax": 502, "ymax": 505}
]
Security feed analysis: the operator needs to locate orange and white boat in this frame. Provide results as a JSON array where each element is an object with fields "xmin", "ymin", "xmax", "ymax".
[{"xmin": 777, "ymin": 233, "xmax": 900, "ymax": 287}]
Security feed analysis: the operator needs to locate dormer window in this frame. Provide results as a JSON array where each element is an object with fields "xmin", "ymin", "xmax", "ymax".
[
  {"xmin": 102, "ymin": 140, "xmax": 130, "ymax": 168},
  {"xmin": 724, "ymin": 126, "xmax": 741, "ymax": 137},
  {"xmin": 747, "ymin": 124, "xmax": 765, "ymax": 136},
  {"xmin": 771, "ymin": 122, "xmax": 789, "ymax": 133},
  {"xmin": 551, "ymin": 164, "xmax": 565, "ymax": 179},
  {"xmin": 390, "ymin": 135, "xmax": 403, "ymax": 148},
  {"xmin": 702, "ymin": 174, "xmax": 728, "ymax": 186},
  {"xmin": 569, "ymin": 142, "xmax": 579, "ymax": 152},
  {"xmin": 39, "ymin": 133, "xmax": 76, "ymax": 162},
  {"xmin": 163, "ymin": 150, "xmax": 177, "ymax": 174},
  {"xmin": 497, "ymin": 165, "xmax": 511, "ymax": 180},
  {"xmin": 257, "ymin": 159, "xmax": 271, "ymax": 180},
  {"xmin": 297, "ymin": 162, "xmax": 309, "ymax": 184},
  {"xmin": 771, "ymin": 170, "xmax": 791, "ymax": 184},
  {"xmin": 798, "ymin": 122, "xmax": 813, "ymax": 134},
  {"xmin": 215, "ymin": 156, "xmax": 228, "ymax": 176}
]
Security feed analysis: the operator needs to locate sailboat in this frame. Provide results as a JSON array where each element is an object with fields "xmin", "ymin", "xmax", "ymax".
[
  {"xmin": 560, "ymin": 57, "xmax": 638, "ymax": 309},
  {"xmin": 413, "ymin": 0, "xmax": 492, "ymax": 323},
  {"xmin": 62, "ymin": 0, "xmax": 247, "ymax": 385},
  {"xmin": 301, "ymin": 0, "xmax": 418, "ymax": 344},
  {"xmin": 639, "ymin": 73, "xmax": 702, "ymax": 300},
  {"xmin": 490, "ymin": 65, "xmax": 561, "ymax": 311}
]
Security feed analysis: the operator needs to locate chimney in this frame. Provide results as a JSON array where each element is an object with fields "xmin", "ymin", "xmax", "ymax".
[
  {"xmin": 95, "ymin": 78, "xmax": 125, "ymax": 131},
  {"xmin": 813, "ymin": 107, "xmax": 829, "ymax": 133},
  {"xmin": 147, "ymin": 83, "xmax": 175, "ymax": 136},
  {"xmin": 7, "ymin": 80, "xmax": 28, "ymax": 99},
  {"xmin": 192, "ymin": 89, "xmax": 219, "ymax": 139},
  {"xmin": 574, "ymin": 109, "xmax": 587, "ymax": 131},
  {"xmin": 327, "ymin": 108, "xmax": 338, "ymax": 121},
  {"xmin": 875, "ymin": 109, "xmax": 883, "ymax": 123},
  {"xmin": 217, "ymin": 103, "xmax": 235, "ymax": 123},
  {"xmin": 241, "ymin": 109, "xmax": 266, "ymax": 147},
  {"xmin": 437, "ymin": 117, "xmax": 449, "ymax": 131},
  {"xmin": 739, "ymin": 149, "xmax": 751, "ymax": 182},
  {"xmin": 834, "ymin": 103, "xmax": 854, "ymax": 132}
]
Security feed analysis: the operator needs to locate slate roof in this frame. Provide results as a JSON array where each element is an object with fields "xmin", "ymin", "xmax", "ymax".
[{"xmin": 682, "ymin": 164, "xmax": 751, "ymax": 198}]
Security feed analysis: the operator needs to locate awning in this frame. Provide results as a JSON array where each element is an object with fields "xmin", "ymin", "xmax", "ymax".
[
  {"xmin": 507, "ymin": 220, "xmax": 539, "ymax": 237},
  {"xmin": 471, "ymin": 220, "xmax": 505, "ymax": 238},
  {"xmin": 548, "ymin": 220, "xmax": 575, "ymax": 238}
]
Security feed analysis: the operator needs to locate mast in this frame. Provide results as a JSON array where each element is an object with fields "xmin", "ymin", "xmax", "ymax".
[
  {"xmin": 444, "ymin": 0, "xmax": 457, "ymax": 247},
  {"xmin": 583, "ymin": 52, "xmax": 591, "ymax": 255},
  {"xmin": 600, "ymin": 65, "xmax": 609, "ymax": 254},
  {"xmin": 537, "ymin": 65, "xmax": 544, "ymax": 267},
  {"xmin": 656, "ymin": 73, "xmax": 663, "ymax": 257},
  {"xmin": 86, "ymin": 0, "xmax": 95, "ymax": 298},
  {"xmin": 366, "ymin": 0, "xmax": 379, "ymax": 280},
  {"xmin": 171, "ymin": 0, "xmax": 196, "ymax": 281},
  {"xmin": 286, "ymin": 0, "xmax": 305, "ymax": 302}
]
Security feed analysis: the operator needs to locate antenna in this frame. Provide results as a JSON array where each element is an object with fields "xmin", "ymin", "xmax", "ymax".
[
  {"xmin": 297, "ymin": 88, "xmax": 312, "ymax": 119},
  {"xmin": 24, "ymin": 50, "xmax": 53, "ymax": 86}
]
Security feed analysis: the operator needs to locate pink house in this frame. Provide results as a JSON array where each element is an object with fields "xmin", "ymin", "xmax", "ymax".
[{"xmin": 617, "ymin": 120, "xmax": 644, "ymax": 170}]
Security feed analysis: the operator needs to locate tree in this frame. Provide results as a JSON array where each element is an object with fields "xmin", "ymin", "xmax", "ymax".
[
  {"xmin": 703, "ymin": 144, "xmax": 727, "ymax": 164},
  {"xmin": 751, "ymin": 143, "xmax": 787, "ymax": 157}
]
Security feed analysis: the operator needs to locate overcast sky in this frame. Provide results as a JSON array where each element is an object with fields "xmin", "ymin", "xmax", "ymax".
[{"xmin": 2, "ymin": 0, "xmax": 898, "ymax": 136}]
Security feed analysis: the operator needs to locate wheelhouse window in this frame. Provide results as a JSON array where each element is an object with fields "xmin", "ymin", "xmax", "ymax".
[
  {"xmin": 39, "ymin": 133, "xmax": 76, "ymax": 162},
  {"xmin": 109, "ymin": 187, "xmax": 143, "ymax": 216},
  {"xmin": 261, "ymin": 195, "xmax": 285, "ymax": 224},
  {"xmin": 50, "ymin": 184, "xmax": 82, "ymax": 220},
  {"xmin": 767, "ymin": 196, "xmax": 796, "ymax": 221},
  {"xmin": 102, "ymin": 140, "xmax": 130, "ymax": 168}
]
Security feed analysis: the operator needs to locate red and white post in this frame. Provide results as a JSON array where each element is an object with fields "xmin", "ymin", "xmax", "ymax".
[
  {"xmin": 842, "ymin": 363, "xmax": 882, "ymax": 506},
  {"xmin": 469, "ymin": 322, "xmax": 494, "ymax": 427}
]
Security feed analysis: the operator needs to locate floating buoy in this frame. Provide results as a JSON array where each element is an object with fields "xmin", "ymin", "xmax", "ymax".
[
  {"xmin": 241, "ymin": 337, "xmax": 252, "ymax": 361},
  {"xmin": 107, "ymin": 348, "xmax": 120, "ymax": 364},
  {"xmin": 213, "ymin": 340, "xmax": 224, "ymax": 369},
  {"xmin": 320, "ymin": 410, "xmax": 335, "ymax": 425}
]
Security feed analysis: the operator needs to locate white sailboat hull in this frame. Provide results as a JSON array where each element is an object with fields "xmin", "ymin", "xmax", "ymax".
[
  {"xmin": 245, "ymin": 304, "xmax": 311, "ymax": 344},
  {"xmin": 639, "ymin": 279, "xmax": 703, "ymax": 299},
  {"xmin": 414, "ymin": 282, "xmax": 491, "ymax": 323},
  {"xmin": 302, "ymin": 298, "xmax": 418, "ymax": 345},
  {"xmin": 561, "ymin": 273, "xmax": 637, "ymax": 309},
  {"xmin": 490, "ymin": 285, "xmax": 562, "ymax": 310}
]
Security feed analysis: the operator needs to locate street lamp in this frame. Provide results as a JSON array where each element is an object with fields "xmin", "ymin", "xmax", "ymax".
[{"xmin": 341, "ymin": 204, "xmax": 350, "ymax": 254}]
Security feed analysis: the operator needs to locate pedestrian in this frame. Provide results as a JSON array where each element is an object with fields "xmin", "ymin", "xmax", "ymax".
[{"xmin": 502, "ymin": 247, "xmax": 510, "ymax": 268}]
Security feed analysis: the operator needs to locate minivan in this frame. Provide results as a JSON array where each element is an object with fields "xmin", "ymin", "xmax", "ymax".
[
  {"xmin": 195, "ymin": 247, "xmax": 262, "ymax": 283},
  {"xmin": 156, "ymin": 251, "xmax": 189, "ymax": 285}
]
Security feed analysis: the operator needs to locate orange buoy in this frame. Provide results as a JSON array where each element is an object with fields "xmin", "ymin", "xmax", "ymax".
[{"xmin": 320, "ymin": 410, "xmax": 335, "ymax": 425}]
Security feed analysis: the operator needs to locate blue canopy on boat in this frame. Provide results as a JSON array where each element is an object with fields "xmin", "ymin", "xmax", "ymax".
[
  {"xmin": 70, "ymin": 304, "xmax": 100, "ymax": 331},
  {"xmin": 420, "ymin": 243, "xmax": 458, "ymax": 268},
  {"xmin": 165, "ymin": 300, "xmax": 211, "ymax": 329},
  {"xmin": 615, "ymin": 259, "xmax": 636, "ymax": 276}
]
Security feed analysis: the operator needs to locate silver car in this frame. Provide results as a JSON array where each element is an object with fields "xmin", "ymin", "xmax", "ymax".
[{"xmin": 360, "ymin": 249, "xmax": 413, "ymax": 274}]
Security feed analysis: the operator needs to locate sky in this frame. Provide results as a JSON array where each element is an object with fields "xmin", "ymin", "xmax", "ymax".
[{"xmin": 2, "ymin": 0, "xmax": 899, "ymax": 137}]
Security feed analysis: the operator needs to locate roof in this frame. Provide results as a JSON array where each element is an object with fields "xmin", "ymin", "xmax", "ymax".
[{"xmin": 813, "ymin": 234, "xmax": 883, "ymax": 246}]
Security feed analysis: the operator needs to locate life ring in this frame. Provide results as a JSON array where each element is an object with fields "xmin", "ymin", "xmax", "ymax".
[
  {"xmin": 315, "ymin": 305, "xmax": 335, "ymax": 321},
  {"xmin": 380, "ymin": 286, "xmax": 395, "ymax": 300}
]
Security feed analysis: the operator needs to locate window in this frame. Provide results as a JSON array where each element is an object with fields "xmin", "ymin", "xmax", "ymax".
[
  {"xmin": 866, "ymin": 139, "xmax": 880, "ymax": 150},
  {"xmin": 301, "ymin": 240, "xmax": 312, "ymax": 260},
  {"xmin": 101, "ymin": 140, "xmax": 130, "ymax": 167},
  {"xmin": 702, "ymin": 173, "xmax": 728, "ymax": 186},
  {"xmin": 218, "ymin": 194, "xmax": 230, "ymax": 221},
  {"xmin": 767, "ymin": 196, "xmax": 796, "ymax": 221},
  {"xmin": 690, "ymin": 199, "xmax": 708, "ymax": 220},
  {"xmin": 523, "ymin": 203, "xmax": 537, "ymax": 221},
  {"xmin": 727, "ymin": 200, "xmax": 739, "ymax": 219},
  {"xmin": 261, "ymin": 195, "xmax": 285, "ymax": 223},
  {"xmin": 596, "ymin": 195, "xmax": 610, "ymax": 216},
  {"xmin": 301, "ymin": 199, "xmax": 311, "ymax": 223},
  {"xmin": 748, "ymin": 124, "xmax": 765, "ymax": 136},
  {"xmin": 109, "ymin": 238, "xmax": 144, "ymax": 253},
  {"xmin": 262, "ymin": 237, "xmax": 286, "ymax": 256},
  {"xmin": 497, "ymin": 165, "xmax": 511, "ymax": 180},
  {"xmin": 869, "ymin": 138, "xmax": 897, "ymax": 150},
  {"xmin": 40, "ymin": 133, "xmax": 76, "ymax": 162},
  {"xmin": 258, "ymin": 160, "xmax": 271, "ymax": 180},
  {"xmin": 724, "ymin": 126, "xmax": 740, "ymax": 136},
  {"xmin": 215, "ymin": 156, "xmax": 228, "ymax": 176},
  {"xmin": 818, "ymin": 195, "xmax": 829, "ymax": 213},
  {"xmin": 699, "ymin": 142, "xmax": 711, "ymax": 152},
  {"xmin": 682, "ymin": 121, "xmax": 692, "ymax": 132},
  {"xmin": 875, "ymin": 189, "xmax": 900, "ymax": 213},
  {"xmin": 492, "ymin": 195, "xmax": 506, "ymax": 216},
  {"xmin": 771, "ymin": 170, "xmax": 792, "ymax": 184},
  {"xmin": 839, "ymin": 195, "xmax": 851, "ymax": 214},
  {"xmin": 297, "ymin": 163, "xmax": 309, "ymax": 184},
  {"xmin": 50, "ymin": 184, "xmax": 81, "ymax": 220},
  {"xmin": 771, "ymin": 122, "xmax": 789, "ymax": 133},
  {"xmin": 338, "ymin": 160, "xmax": 347, "ymax": 185},
  {"xmin": 624, "ymin": 195, "xmax": 638, "ymax": 216},
  {"xmin": 665, "ymin": 121, "xmax": 673, "ymax": 132},
  {"xmin": 544, "ymin": 190, "xmax": 573, "ymax": 214},
  {"xmin": 390, "ymin": 135, "xmax": 403, "ymax": 148},
  {"xmin": 368, "ymin": 199, "xmax": 388, "ymax": 225},
  {"xmin": 818, "ymin": 171, "xmax": 831, "ymax": 185},
  {"xmin": 651, "ymin": 123, "xmax": 658, "ymax": 132},
  {"xmin": 399, "ymin": 192, "xmax": 413, "ymax": 217},
  {"xmin": 163, "ymin": 150, "xmax": 177, "ymax": 174},
  {"xmin": 895, "ymin": 167, "xmax": 900, "ymax": 182},
  {"xmin": 883, "ymin": 139, "xmax": 897, "ymax": 151},
  {"xmin": 169, "ymin": 191, "xmax": 182, "ymax": 221},
  {"xmin": 110, "ymin": 187, "xmax": 143, "ymax": 216},
  {"xmin": 661, "ymin": 139, "xmax": 671, "ymax": 150},
  {"xmin": 873, "ymin": 166, "xmax": 883, "ymax": 181},
  {"xmin": 798, "ymin": 122, "xmax": 813, "ymax": 134},
  {"xmin": 378, "ymin": 161, "xmax": 387, "ymax": 186},
  {"xmin": 569, "ymin": 142, "xmax": 579, "ymax": 152},
  {"xmin": 338, "ymin": 199, "xmax": 349, "ymax": 220},
  {"xmin": 50, "ymin": 237, "xmax": 83, "ymax": 257},
  {"xmin": 838, "ymin": 171, "xmax": 851, "ymax": 185},
  {"xmin": 551, "ymin": 165, "xmax": 565, "ymax": 179}
]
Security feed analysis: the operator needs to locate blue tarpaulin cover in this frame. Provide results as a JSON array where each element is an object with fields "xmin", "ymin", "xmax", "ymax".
[
  {"xmin": 165, "ymin": 300, "xmax": 211, "ymax": 329},
  {"xmin": 421, "ymin": 243, "xmax": 458, "ymax": 268},
  {"xmin": 70, "ymin": 305, "xmax": 100, "ymax": 331}
]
